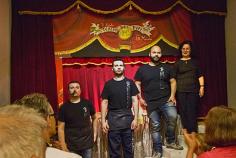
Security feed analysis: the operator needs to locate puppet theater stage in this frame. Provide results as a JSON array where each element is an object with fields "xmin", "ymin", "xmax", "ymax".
[{"xmin": 12, "ymin": 0, "xmax": 227, "ymax": 157}]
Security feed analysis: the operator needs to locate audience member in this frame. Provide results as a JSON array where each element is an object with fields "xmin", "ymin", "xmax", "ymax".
[
  {"xmin": 0, "ymin": 105, "xmax": 47, "ymax": 158},
  {"xmin": 16, "ymin": 93, "xmax": 82, "ymax": 158},
  {"xmin": 184, "ymin": 106, "xmax": 236, "ymax": 158}
]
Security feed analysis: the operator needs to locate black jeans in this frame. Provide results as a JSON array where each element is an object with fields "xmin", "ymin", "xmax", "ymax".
[
  {"xmin": 177, "ymin": 92, "xmax": 199, "ymax": 133},
  {"xmin": 108, "ymin": 128, "xmax": 133, "ymax": 158}
]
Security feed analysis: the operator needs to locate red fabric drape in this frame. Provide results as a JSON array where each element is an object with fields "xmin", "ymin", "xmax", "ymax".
[
  {"xmin": 53, "ymin": 6, "xmax": 192, "ymax": 56},
  {"xmin": 11, "ymin": 0, "xmax": 227, "ymax": 117},
  {"xmin": 63, "ymin": 62, "xmax": 142, "ymax": 112},
  {"xmin": 11, "ymin": 3, "xmax": 58, "ymax": 113},
  {"xmin": 16, "ymin": 0, "xmax": 226, "ymax": 15},
  {"xmin": 191, "ymin": 14, "xmax": 227, "ymax": 116},
  {"xmin": 62, "ymin": 56, "xmax": 177, "ymax": 66}
]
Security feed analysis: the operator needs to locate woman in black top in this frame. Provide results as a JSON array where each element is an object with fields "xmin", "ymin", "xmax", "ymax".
[{"xmin": 174, "ymin": 40, "xmax": 204, "ymax": 137}]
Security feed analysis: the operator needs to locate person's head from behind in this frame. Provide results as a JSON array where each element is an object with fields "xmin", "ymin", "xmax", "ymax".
[
  {"xmin": 15, "ymin": 93, "xmax": 56, "ymax": 141},
  {"xmin": 204, "ymin": 106, "xmax": 236, "ymax": 147},
  {"xmin": 178, "ymin": 40, "xmax": 195, "ymax": 59},
  {"xmin": 112, "ymin": 58, "xmax": 125, "ymax": 77},
  {"xmin": 68, "ymin": 80, "xmax": 81, "ymax": 98},
  {"xmin": 0, "ymin": 105, "xmax": 47, "ymax": 158},
  {"xmin": 149, "ymin": 45, "xmax": 162, "ymax": 63}
]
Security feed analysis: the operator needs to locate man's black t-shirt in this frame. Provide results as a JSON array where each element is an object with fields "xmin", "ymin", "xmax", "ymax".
[
  {"xmin": 58, "ymin": 99, "xmax": 95, "ymax": 151},
  {"xmin": 101, "ymin": 77, "xmax": 139, "ymax": 130},
  {"xmin": 135, "ymin": 63, "xmax": 175, "ymax": 113}
]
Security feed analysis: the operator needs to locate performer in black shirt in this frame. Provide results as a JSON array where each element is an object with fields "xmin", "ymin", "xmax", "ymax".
[
  {"xmin": 174, "ymin": 40, "xmax": 204, "ymax": 137},
  {"xmin": 58, "ymin": 81, "xmax": 97, "ymax": 158},
  {"xmin": 101, "ymin": 58, "xmax": 139, "ymax": 158},
  {"xmin": 135, "ymin": 45, "xmax": 183, "ymax": 158}
]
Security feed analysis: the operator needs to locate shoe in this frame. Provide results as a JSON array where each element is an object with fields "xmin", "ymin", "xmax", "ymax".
[
  {"xmin": 152, "ymin": 152, "xmax": 162, "ymax": 158},
  {"xmin": 166, "ymin": 143, "xmax": 184, "ymax": 150}
]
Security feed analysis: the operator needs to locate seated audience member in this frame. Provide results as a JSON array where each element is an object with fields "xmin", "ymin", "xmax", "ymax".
[
  {"xmin": 15, "ymin": 93, "xmax": 82, "ymax": 158},
  {"xmin": 184, "ymin": 106, "xmax": 236, "ymax": 158},
  {"xmin": 0, "ymin": 105, "xmax": 47, "ymax": 158}
]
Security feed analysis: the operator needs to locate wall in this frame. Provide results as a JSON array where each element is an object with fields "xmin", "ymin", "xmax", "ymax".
[
  {"xmin": 226, "ymin": 0, "xmax": 236, "ymax": 109},
  {"xmin": 0, "ymin": 0, "xmax": 11, "ymax": 105}
]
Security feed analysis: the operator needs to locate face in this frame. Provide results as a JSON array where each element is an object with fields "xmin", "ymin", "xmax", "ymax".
[
  {"xmin": 149, "ymin": 46, "xmax": 162, "ymax": 62},
  {"xmin": 68, "ymin": 82, "xmax": 81, "ymax": 97},
  {"xmin": 112, "ymin": 60, "xmax": 125, "ymax": 76},
  {"xmin": 181, "ymin": 44, "xmax": 191, "ymax": 58}
]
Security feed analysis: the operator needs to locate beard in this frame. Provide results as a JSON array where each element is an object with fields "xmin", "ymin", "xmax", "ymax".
[
  {"xmin": 113, "ymin": 70, "xmax": 124, "ymax": 77},
  {"xmin": 150, "ymin": 55, "xmax": 160, "ymax": 63},
  {"xmin": 70, "ymin": 91, "xmax": 79, "ymax": 97}
]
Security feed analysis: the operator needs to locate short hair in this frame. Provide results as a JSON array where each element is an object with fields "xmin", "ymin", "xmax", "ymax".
[
  {"xmin": 204, "ymin": 106, "xmax": 236, "ymax": 147},
  {"xmin": 67, "ymin": 80, "xmax": 80, "ymax": 90},
  {"xmin": 0, "ymin": 105, "xmax": 47, "ymax": 158},
  {"xmin": 14, "ymin": 93, "xmax": 51, "ymax": 118},
  {"xmin": 112, "ymin": 57, "xmax": 124, "ymax": 67}
]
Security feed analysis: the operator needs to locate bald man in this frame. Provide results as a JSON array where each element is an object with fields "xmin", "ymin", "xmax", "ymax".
[{"xmin": 135, "ymin": 45, "xmax": 183, "ymax": 158}]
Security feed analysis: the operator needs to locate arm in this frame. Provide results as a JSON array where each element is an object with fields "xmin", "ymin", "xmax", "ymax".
[
  {"xmin": 101, "ymin": 99, "xmax": 109, "ymax": 133},
  {"xmin": 131, "ymin": 95, "xmax": 139, "ymax": 130},
  {"xmin": 91, "ymin": 114, "xmax": 98, "ymax": 142},
  {"xmin": 199, "ymin": 76, "xmax": 204, "ymax": 97},
  {"xmin": 168, "ymin": 78, "xmax": 177, "ymax": 104},
  {"xmin": 58, "ymin": 121, "xmax": 69, "ymax": 151},
  {"xmin": 135, "ymin": 81, "xmax": 147, "ymax": 107}
]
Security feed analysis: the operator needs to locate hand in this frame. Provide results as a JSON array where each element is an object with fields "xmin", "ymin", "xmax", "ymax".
[
  {"xmin": 51, "ymin": 140, "xmax": 62, "ymax": 149},
  {"xmin": 131, "ymin": 119, "xmax": 138, "ymax": 130},
  {"xmin": 167, "ymin": 95, "xmax": 176, "ymax": 104},
  {"xmin": 199, "ymin": 87, "xmax": 204, "ymax": 97},
  {"xmin": 61, "ymin": 143, "xmax": 69, "ymax": 152},
  {"xmin": 139, "ymin": 97, "xmax": 147, "ymax": 107},
  {"xmin": 183, "ymin": 129, "xmax": 198, "ymax": 153},
  {"xmin": 102, "ymin": 120, "xmax": 109, "ymax": 133}
]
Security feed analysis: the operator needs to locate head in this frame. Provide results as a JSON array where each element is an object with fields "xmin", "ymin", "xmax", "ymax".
[
  {"xmin": 178, "ymin": 40, "xmax": 194, "ymax": 59},
  {"xmin": 14, "ymin": 93, "xmax": 56, "ymax": 142},
  {"xmin": 149, "ymin": 45, "xmax": 162, "ymax": 63},
  {"xmin": 0, "ymin": 105, "xmax": 47, "ymax": 158},
  {"xmin": 68, "ymin": 80, "xmax": 81, "ymax": 98},
  {"xmin": 204, "ymin": 106, "xmax": 236, "ymax": 147},
  {"xmin": 112, "ymin": 58, "xmax": 125, "ymax": 77}
]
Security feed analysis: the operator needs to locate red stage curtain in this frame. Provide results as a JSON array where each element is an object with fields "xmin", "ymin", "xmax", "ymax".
[
  {"xmin": 191, "ymin": 14, "xmax": 227, "ymax": 116},
  {"xmin": 11, "ymin": 3, "xmax": 58, "ymax": 113},
  {"xmin": 62, "ymin": 61, "xmax": 142, "ymax": 112},
  {"xmin": 11, "ymin": 0, "xmax": 227, "ymax": 117},
  {"xmin": 16, "ymin": 0, "xmax": 226, "ymax": 15},
  {"xmin": 53, "ymin": 6, "xmax": 192, "ymax": 55}
]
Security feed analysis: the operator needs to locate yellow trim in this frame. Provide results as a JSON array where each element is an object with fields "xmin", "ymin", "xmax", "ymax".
[
  {"xmin": 131, "ymin": 1, "xmax": 226, "ymax": 16},
  {"xmin": 19, "ymin": 1, "xmax": 79, "ymax": 15},
  {"xmin": 18, "ymin": 0, "xmax": 226, "ymax": 16},
  {"xmin": 130, "ymin": 35, "xmax": 178, "ymax": 53},
  {"xmin": 63, "ymin": 61, "xmax": 148, "ymax": 66},
  {"xmin": 55, "ymin": 34, "xmax": 178, "ymax": 56},
  {"xmin": 177, "ymin": 1, "xmax": 226, "ymax": 16},
  {"xmin": 79, "ymin": 1, "xmax": 130, "ymax": 14},
  {"xmin": 55, "ymin": 37, "xmax": 97, "ymax": 56},
  {"xmin": 62, "ymin": 59, "xmax": 175, "ymax": 66}
]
